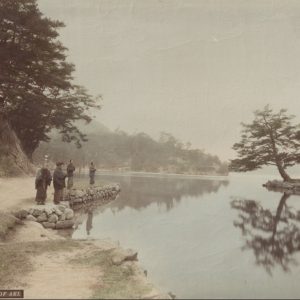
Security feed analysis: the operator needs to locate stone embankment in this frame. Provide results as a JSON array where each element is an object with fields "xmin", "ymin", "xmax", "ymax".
[
  {"xmin": 65, "ymin": 184, "xmax": 121, "ymax": 209},
  {"xmin": 263, "ymin": 180, "xmax": 300, "ymax": 194},
  {"xmin": 12, "ymin": 184, "xmax": 121, "ymax": 230},
  {"xmin": 13, "ymin": 202, "xmax": 74, "ymax": 229}
]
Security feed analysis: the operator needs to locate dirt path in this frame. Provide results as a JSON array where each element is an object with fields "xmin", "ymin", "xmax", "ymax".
[
  {"xmin": 6, "ymin": 222, "xmax": 108, "ymax": 299},
  {"xmin": 0, "ymin": 177, "xmax": 36, "ymax": 212},
  {"xmin": 0, "ymin": 177, "xmax": 170, "ymax": 299},
  {"xmin": 0, "ymin": 176, "xmax": 59, "ymax": 213},
  {"xmin": 23, "ymin": 246, "xmax": 102, "ymax": 299}
]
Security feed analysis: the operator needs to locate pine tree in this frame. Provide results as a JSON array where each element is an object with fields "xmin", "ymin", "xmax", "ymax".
[
  {"xmin": 230, "ymin": 106, "xmax": 300, "ymax": 181},
  {"xmin": 0, "ymin": 0, "xmax": 100, "ymax": 158}
]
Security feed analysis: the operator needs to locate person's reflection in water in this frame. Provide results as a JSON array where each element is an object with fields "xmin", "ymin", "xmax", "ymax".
[
  {"xmin": 231, "ymin": 192, "xmax": 300, "ymax": 274},
  {"xmin": 86, "ymin": 210, "xmax": 93, "ymax": 236}
]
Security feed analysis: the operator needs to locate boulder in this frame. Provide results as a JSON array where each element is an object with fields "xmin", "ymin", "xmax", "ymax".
[
  {"xmin": 57, "ymin": 205, "xmax": 66, "ymax": 212},
  {"xmin": 60, "ymin": 201, "xmax": 70, "ymax": 208},
  {"xmin": 75, "ymin": 190, "xmax": 85, "ymax": 198},
  {"xmin": 36, "ymin": 213, "xmax": 48, "ymax": 223},
  {"xmin": 111, "ymin": 249, "xmax": 138, "ymax": 266},
  {"xmin": 32, "ymin": 208, "xmax": 44, "ymax": 217},
  {"xmin": 55, "ymin": 220, "xmax": 74, "ymax": 229},
  {"xmin": 14, "ymin": 209, "xmax": 29, "ymax": 219},
  {"xmin": 44, "ymin": 207, "xmax": 54, "ymax": 216},
  {"xmin": 48, "ymin": 214, "xmax": 59, "ymax": 223},
  {"xmin": 42, "ymin": 222, "xmax": 56, "ymax": 229},
  {"xmin": 26, "ymin": 215, "xmax": 37, "ymax": 222},
  {"xmin": 54, "ymin": 208, "xmax": 63, "ymax": 216},
  {"xmin": 73, "ymin": 199, "xmax": 83, "ymax": 204},
  {"xmin": 64, "ymin": 208, "xmax": 74, "ymax": 220},
  {"xmin": 59, "ymin": 213, "xmax": 66, "ymax": 221}
]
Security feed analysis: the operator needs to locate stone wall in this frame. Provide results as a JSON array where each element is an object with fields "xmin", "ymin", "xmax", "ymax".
[
  {"xmin": 65, "ymin": 184, "xmax": 121, "ymax": 209},
  {"xmin": 13, "ymin": 184, "xmax": 121, "ymax": 230},
  {"xmin": 14, "ymin": 202, "xmax": 74, "ymax": 229}
]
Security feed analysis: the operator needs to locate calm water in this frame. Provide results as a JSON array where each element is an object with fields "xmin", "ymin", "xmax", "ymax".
[{"xmin": 72, "ymin": 173, "xmax": 300, "ymax": 299}]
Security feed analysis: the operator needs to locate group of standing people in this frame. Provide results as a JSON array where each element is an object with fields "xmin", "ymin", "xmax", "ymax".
[{"xmin": 35, "ymin": 160, "xmax": 97, "ymax": 205}]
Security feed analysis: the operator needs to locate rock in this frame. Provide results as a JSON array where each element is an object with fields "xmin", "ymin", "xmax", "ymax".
[
  {"xmin": 73, "ymin": 199, "xmax": 83, "ymax": 204},
  {"xmin": 54, "ymin": 208, "xmax": 63, "ymax": 216},
  {"xmin": 59, "ymin": 213, "xmax": 66, "ymax": 221},
  {"xmin": 64, "ymin": 208, "xmax": 74, "ymax": 220},
  {"xmin": 32, "ymin": 208, "xmax": 44, "ymax": 217},
  {"xmin": 55, "ymin": 220, "xmax": 74, "ymax": 229},
  {"xmin": 14, "ymin": 209, "xmax": 29, "ymax": 219},
  {"xmin": 48, "ymin": 214, "xmax": 59, "ymax": 223},
  {"xmin": 168, "ymin": 292, "xmax": 176, "ymax": 299},
  {"xmin": 75, "ymin": 190, "xmax": 85, "ymax": 198},
  {"xmin": 26, "ymin": 215, "xmax": 37, "ymax": 222},
  {"xmin": 111, "ymin": 248, "xmax": 138, "ymax": 266},
  {"xmin": 42, "ymin": 222, "xmax": 56, "ymax": 229},
  {"xmin": 60, "ymin": 201, "xmax": 70, "ymax": 208},
  {"xmin": 44, "ymin": 207, "xmax": 53, "ymax": 216},
  {"xmin": 57, "ymin": 205, "xmax": 66, "ymax": 212},
  {"xmin": 36, "ymin": 213, "xmax": 48, "ymax": 223}
]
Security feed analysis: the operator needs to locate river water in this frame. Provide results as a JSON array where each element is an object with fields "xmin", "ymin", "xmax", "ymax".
[{"xmin": 72, "ymin": 173, "xmax": 300, "ymax": 299}]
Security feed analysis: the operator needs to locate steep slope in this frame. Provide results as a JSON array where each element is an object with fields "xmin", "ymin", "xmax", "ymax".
[{"xmin": 0, "ymin": 116, "xmax": 35, "ymax": 176}]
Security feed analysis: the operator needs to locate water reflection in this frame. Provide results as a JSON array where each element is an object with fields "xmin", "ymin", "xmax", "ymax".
[
  {"xmin": 101, "ymin": 175, "xmax": 229, "ymax": 212},
  {"xmin": 231, "ymin": 193, "xmax": 300, "ymax": 274},
  {"xmin": 86, "ymin": 210, "xmax": 93, "ymax": 235}
]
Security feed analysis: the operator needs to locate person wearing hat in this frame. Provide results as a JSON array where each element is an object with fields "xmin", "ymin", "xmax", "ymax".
[
  {"xmin": 89, "ymin": 161, "xmax": 96, "ymax": 185},
  {"xmin": 35, "ymin": 156, "xmax": 52, "ymax": 205},
  {"xmin": 53, "ymin": 161, "xmax": 67, "ymax": 204},
  {"xmin": 66, "ymin": 159, "xmax": 76, "ymax": 189}
]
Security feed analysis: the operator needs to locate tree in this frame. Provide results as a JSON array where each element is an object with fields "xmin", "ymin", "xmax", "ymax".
[
  {"xmin": 0, "ymin": 0, "xmax": 100, "ymax": 159},
  {"xmin": 230, "ymin": 106, "xmax": 300, "ymax": 181}
]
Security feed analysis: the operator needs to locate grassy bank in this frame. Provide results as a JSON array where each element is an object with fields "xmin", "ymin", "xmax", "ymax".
[
  {"xmin": 0, "ymin": 239, "xmax": 80, "ymax": 288},
  {"xmin": 0, "ymin": 234, "xmax": 167, "ymax": 299},
  {"xmin": 70, "ymin": 248, "xmax": 154, "ymax": 299},
  {"xmin": 0, "ymin": 212, "xmax": 21, "ymax": 239}
]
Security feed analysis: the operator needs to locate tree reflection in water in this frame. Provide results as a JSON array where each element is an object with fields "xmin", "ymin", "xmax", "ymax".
[
  {"xmin": 73, "ymin": 176, "xmax": 229, "ymax": 237},
  {"xmin": 231, "ymin": 193, "xmax": 300, "ymax": 274},
  {"xmin": 106, "ymin": 175, "xmax": 229, "ymax": 212}
]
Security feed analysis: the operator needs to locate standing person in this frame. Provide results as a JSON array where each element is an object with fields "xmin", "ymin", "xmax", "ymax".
[
  {"xmin": 67, "ymin": 159, "xmax": 76, "ymax": 189},
  {"xmin": 35, "ymin": 160, "xmax": 52, "ymax": 205},
  {"xmin": 89, "ymin": 161, "xmax": 96, "ymax": 185},
  {"xmin": 53, "ymin": 161, "xmax": 67, "ymax": 204}
]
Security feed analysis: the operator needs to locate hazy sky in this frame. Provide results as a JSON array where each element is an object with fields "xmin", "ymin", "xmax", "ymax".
[{"xmin": 38, "ymin": 0, "xmax": 300, "ymax": 161}]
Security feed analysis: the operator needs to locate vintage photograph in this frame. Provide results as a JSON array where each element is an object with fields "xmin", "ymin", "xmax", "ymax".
[{"xmin": 1, "ymin": 0, "xmax": 300, "ymax": 299}]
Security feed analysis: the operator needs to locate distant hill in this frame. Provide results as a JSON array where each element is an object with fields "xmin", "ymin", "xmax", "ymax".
[{"xmin": 33, "ymin": 121, "xmax": 228, "ymax": 176}]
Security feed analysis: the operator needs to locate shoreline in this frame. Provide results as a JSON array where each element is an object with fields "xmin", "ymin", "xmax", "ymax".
[
  {"xmin": 0, "ymin": 177, "xmax": 170, "ymax": 299},
  {"xmin": 78, "ymin": 170, "xmax": 229, "ymax": 180}
]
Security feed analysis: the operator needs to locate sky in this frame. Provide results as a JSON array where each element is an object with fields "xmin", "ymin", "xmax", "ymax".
[{"xmin": 38, "ymin": 0, "xmax": 300, "ymax": 161}]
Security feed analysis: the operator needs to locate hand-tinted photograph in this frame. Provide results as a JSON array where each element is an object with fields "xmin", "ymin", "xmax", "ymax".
[{"xmin": 1, "ymin": 1, "xmax": 300, "ymax": 299}]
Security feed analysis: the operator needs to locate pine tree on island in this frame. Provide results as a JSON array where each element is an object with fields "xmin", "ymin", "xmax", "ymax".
[{"xmin": 230, "ymin": 105, "xmax": 300, "ymax": 183}]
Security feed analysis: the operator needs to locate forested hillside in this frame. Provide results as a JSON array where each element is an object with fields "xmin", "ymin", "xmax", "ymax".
[{"xmin": 34, "ymin": 122, "xmax": 228, "ymax": 175}]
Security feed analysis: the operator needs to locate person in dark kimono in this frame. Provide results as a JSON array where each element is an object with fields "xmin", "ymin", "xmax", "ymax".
[
  {"xmin": 53, "ymin": 161, "xmax": 67, "ymax": 204},
  {"xmin": 89, "ymin": 161, "xmax": 96, "ymax": 185},
  {"xmin": 35, "ymin": 167, "xmax": 52, "ymax": 205},
  {"xmin": 67, "ymin": 160, "xmax": 76, "ymax": 189}
]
